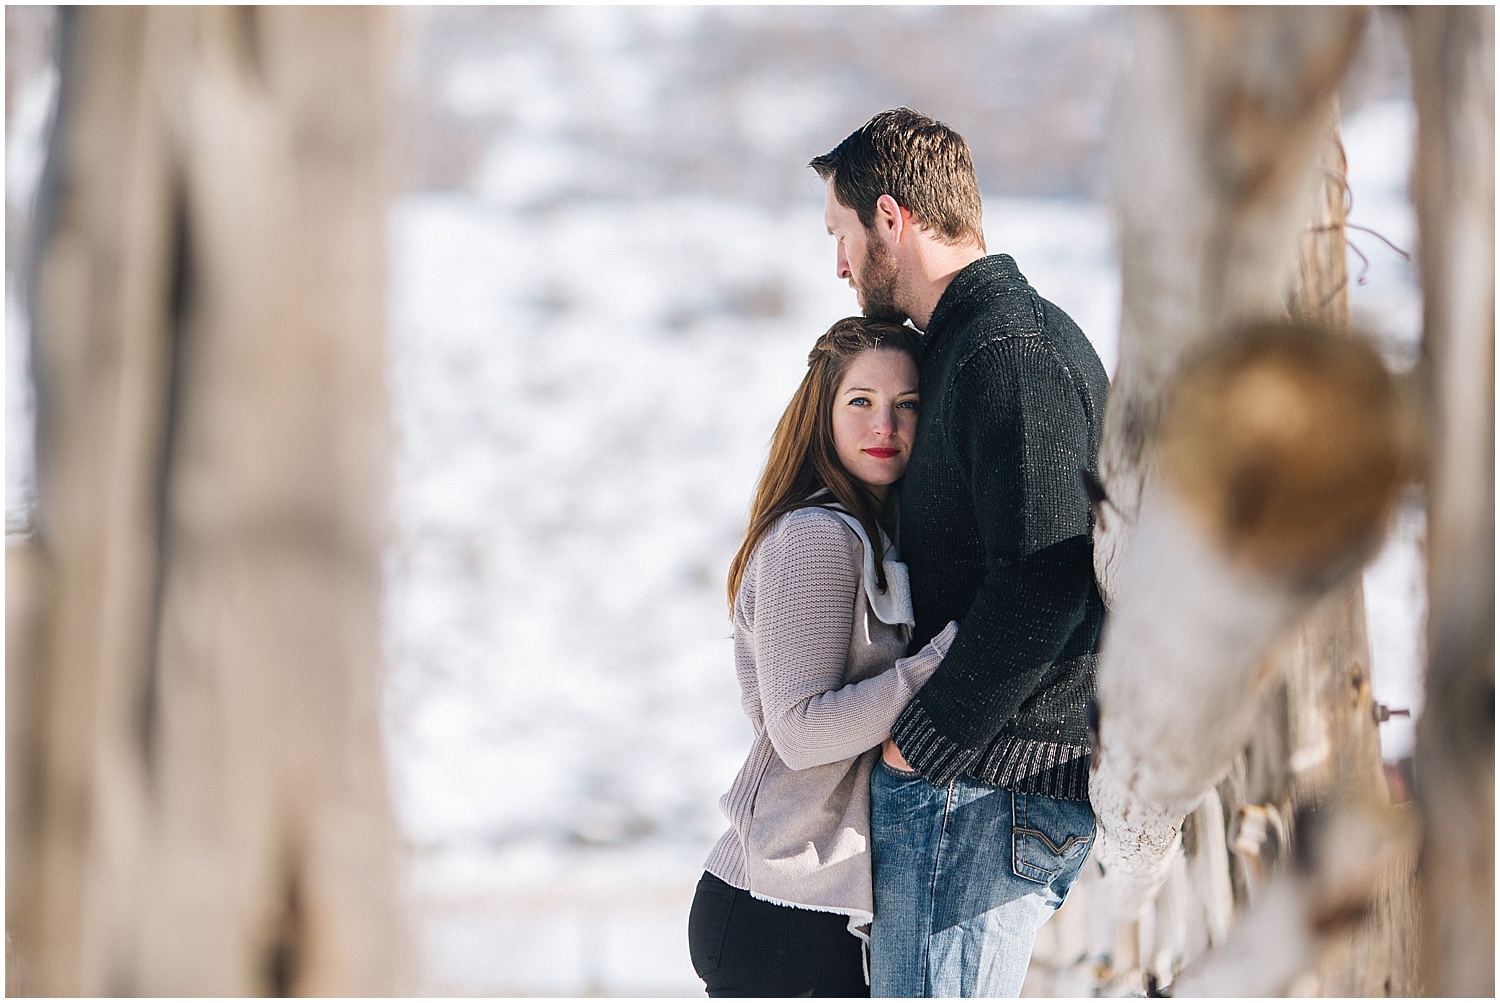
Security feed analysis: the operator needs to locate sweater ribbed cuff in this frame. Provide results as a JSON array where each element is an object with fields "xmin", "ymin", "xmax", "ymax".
[
  {"xmin": 974, "ymin": 734, "xmax": 1091, "ymax": 801},
  {"xmin": 891, "ymin": 700, "xmax": 1094, "ymax": 800},
  {"xmin": 890, "ymin": 698, "xmax": 978, "ymax": 787}
]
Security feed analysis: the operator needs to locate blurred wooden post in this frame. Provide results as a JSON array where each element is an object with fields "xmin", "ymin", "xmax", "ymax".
[
  {"xmin": 1092, "ymin": 7, "xmax": 1370, "ymax": 601},
  {"xmin": 1231, "ymin": 112, "xmax": 1418, "ymax": 999},
  {"xmin": 1090, "ymin": 4, "xmax": 1370, "ymax": 919},
  {"xmin": 1132, "ymin": 116, "xmax": 1420, "ymax": 999},
  {"xmin": 1083, "ymin": 7, "xmax": 1425, "ymax": 996},
  {"xmin": 6, "ymin": 9, "xmax": 60, "ymax": 992},
  {"xmin": 16, "ymin": 7, "xmax": 407, "ymax": 995},
  {"xmin": 1407, "ymin": 7, "xmax": 1496, "ymax": 998}
]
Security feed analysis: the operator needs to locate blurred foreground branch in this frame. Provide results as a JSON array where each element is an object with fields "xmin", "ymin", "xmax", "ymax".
[
  {"xmin": 1407, "ymin": 6, "xmax": 1496, "ymax": 997},
  {"xmin": 1085, "ymin": 7, "xmax": 1426, "ymax": 995},
  {"xmin": 7, "ymin": 7, "xmax": 408, "ymax": 994}
]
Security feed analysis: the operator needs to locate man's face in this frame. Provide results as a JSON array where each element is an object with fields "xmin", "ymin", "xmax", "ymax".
[{"xmin": 823, "ymin": 181, "xmax": 905, "ymax": 324}]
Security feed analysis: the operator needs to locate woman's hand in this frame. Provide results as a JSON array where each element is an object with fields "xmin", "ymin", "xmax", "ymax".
[
  {"xmin": 881, "ymin": 737, "xmax": 913, "ymax": 772},
  {"xmin": 879, "ymin": 620, "xmax": 957, "ymax": 774}
]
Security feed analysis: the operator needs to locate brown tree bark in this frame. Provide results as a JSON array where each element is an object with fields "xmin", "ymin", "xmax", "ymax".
[
  {"xmin": 13, "ymin": 7, "xmax": 408, "ymax": 995},
  {"xmin": 1406, "ymin": 7, "xmax": 1496, "ymax": 998}
]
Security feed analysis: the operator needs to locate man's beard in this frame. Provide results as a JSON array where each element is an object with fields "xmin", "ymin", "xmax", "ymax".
[{"xmin": 855, "ymin": 235, "xmax": 906, "ymax": 324}]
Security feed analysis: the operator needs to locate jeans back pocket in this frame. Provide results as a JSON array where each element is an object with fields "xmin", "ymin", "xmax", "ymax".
[{"xmin": 1010, "ymin": 791, "xmax": 1094, "ymax": 885}]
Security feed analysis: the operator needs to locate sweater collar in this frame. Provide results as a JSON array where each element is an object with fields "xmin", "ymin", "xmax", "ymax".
[{"xmin": 919, "ymin": 254, "xmax": 1026, "ymax": 360}]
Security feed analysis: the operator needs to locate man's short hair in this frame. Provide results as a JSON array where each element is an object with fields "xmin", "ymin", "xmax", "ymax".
[{"xmin": 810, "ymin": 108, "xmax": 985, "ymax": 249}]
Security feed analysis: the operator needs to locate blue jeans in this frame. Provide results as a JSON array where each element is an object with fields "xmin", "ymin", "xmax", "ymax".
[{"xmin": 869, "ymin": 760, "xmax": 1095, "ymax": 997}]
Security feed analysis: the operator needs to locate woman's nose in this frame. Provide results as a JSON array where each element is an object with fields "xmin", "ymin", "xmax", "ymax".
[{"xmin": 871, "ymin": 406, "xmax": 894, "ymax": 436}]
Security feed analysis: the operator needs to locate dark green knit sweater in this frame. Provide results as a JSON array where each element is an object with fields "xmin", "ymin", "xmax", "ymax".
[{"xmin": 890, "ymin": 254, "xmax": 1109, "ymax": 801}]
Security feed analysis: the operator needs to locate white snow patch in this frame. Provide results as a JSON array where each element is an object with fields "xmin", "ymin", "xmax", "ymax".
[
  {"xmin": 442, "ymin": 53, "xmax": 567, "ymax": 125},
  {"xmin": 473, "ymin": 133, "xmax": 581, "ymax": 207},
  {"xmin": 1362, "ymin": 500, "xmax": 1427, "ymax": 761},
  {"xmin": 1342, "ymin": 99, "xmax": 1422, "ymax": 368}
]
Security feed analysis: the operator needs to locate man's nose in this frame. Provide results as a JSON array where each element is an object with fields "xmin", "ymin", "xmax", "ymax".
[{"xmin": 836, "ymin": 247, "xmax": 851, "ymax": 280}]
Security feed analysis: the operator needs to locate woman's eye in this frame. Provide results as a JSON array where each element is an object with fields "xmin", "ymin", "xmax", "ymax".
[
  {"xmin": 848, "ymin": 396, "xmax": 870, "ymax": 407},
  {"xmin": 897, "ymin": 399, "xmax": 918, "ymax": 410}
]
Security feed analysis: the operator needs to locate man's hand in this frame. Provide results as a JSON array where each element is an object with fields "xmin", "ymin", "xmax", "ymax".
[{"xmin": 881, "ymin": 737, "xmax": 913, "ymax": 772}]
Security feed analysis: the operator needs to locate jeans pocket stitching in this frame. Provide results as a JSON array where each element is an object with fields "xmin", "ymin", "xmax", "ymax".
[
  {"xmin": 1012, "ymin": 824, "xmax": 1088, "ymax": 857},
  {"xmin": 1010, "ymin": 794, "xmax": 1091, "ymax": 886}
]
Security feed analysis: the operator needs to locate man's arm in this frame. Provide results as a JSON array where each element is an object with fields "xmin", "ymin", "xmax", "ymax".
[{"xmin": 890, "ymin": 337, "xmax": 1096, "ymax": 785}]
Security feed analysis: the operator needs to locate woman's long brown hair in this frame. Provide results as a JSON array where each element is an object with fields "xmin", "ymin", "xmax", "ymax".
[{"xmin": 726, "ymin": 316, "xmax": 922, "ymax": 610}]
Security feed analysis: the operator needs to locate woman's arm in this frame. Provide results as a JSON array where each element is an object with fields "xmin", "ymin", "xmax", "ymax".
[
  {"xmin": 769, "ymin": 624, "xmax": 956, "ymax": 770},
  {"xmin": 751, "ymin": 508, "xmax": 956, "ymax": 771}
]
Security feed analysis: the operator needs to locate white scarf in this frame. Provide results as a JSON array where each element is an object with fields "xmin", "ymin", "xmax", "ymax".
[{"xmin": 821, "ymin": 507, "xmax": 915, "ymax": 629}]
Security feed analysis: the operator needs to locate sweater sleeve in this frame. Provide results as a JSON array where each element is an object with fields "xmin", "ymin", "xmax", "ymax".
[
  {"xmin": 752, "ymin": 509, "xmax": 955, "ymax": 771},
  {"xmin": 891, "ymin": 338, "xmax": 1096, "ymax": 785}
]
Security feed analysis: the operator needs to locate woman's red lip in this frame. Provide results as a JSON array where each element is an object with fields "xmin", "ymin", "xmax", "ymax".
[{"xmin": 865, "ymin": 448, "xmax": 900, "ymax": 458}]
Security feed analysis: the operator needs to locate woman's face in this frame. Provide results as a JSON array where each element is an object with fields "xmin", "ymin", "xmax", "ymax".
[{"xmin": 831, "ymin": 348, "xmax": 919, "ymax": 502}]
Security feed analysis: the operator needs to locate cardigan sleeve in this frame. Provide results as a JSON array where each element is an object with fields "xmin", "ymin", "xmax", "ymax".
[
  {"xmin": 890, "ymin": 337, "xmax": 1096, "ymax": 784},
  {"xmin": 751, "ymin": 508, "xmax": 954, "ymax": 772}
]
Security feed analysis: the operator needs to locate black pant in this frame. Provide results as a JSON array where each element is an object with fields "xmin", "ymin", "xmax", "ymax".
[{"xmin": 687, "ymin": 871, "xmax": 869, "ymax": 998}]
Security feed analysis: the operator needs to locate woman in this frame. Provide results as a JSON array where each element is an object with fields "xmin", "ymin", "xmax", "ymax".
[{"xmin": 687, "ymin": 317, "xmax": 957, "ymax": 997}]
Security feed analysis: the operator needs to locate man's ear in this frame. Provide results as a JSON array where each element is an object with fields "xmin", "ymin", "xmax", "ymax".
[{"xmin": 874, "ymin": 194, "xmax": 908, "ymax": 244}]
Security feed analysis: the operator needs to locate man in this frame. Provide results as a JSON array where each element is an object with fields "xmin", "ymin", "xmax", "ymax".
[{"xmin": 811, "ymin": 108, "xmax": 1109, "ymax": 997}]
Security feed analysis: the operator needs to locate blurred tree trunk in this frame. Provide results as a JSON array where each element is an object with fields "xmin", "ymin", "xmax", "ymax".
[
  {"xmin": 10, "ymin": 7, "xmax": 408, "ymax": 995},
  {"xmin": 1089, "ymin": 3, "xmax": 1371, "ymax": 914},
  {"xmin": 6, "ymin": 10, "xmax": 60, "ymax": 993},
  {"xmin": 1081, "ymin": 7, "xmax": 1421, "ymax": 996},
  {"xmin": 1091, "ymin": 7, "xmax": 1371, "ymax": 600},
  {"xmin": 1407, "ymin": 7, "xmax": 1496, "ymax": 998}
]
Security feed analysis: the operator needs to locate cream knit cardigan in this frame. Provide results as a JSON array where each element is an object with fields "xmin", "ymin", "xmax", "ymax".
[{"xmin": 703, "ymin": 504, "xmax": 955, "ymax": 939}]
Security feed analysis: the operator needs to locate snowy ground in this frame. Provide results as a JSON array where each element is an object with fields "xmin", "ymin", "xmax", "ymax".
[{"xmin": 382, "ymin": 98, "xmax": 1425, "ymax": 998}]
